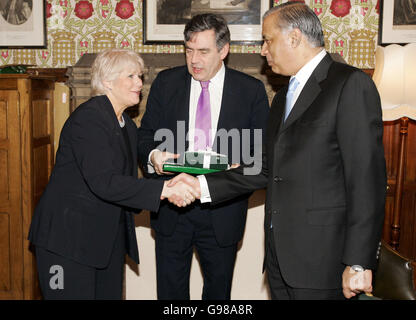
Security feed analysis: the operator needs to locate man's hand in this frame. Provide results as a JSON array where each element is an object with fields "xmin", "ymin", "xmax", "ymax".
[
  {"xmin": 151, "ymin": 150, "xmax": 179, "ymax": 175},
  {"xmin": 229, "ymin": 163, "xmax": 240, "ymax": 170},
  {"xmin": 167, "ymin": 173, "xmax": 201, "ymax": 200},
  {"xmin": 342, "ymin": 266, "xmax": 373, "ymax": 299},
  {"xmin": 161, "ymin": 178, "xmax": 199, "ymax": 207}
]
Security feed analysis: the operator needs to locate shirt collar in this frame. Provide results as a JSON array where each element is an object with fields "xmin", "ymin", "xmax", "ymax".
[
  {"xmin": 292, "ymin": 49, "xmax": 327, "ymax": 86},
  {"xmin": 191, "ymin": 62, "xmax": 225, "ymax": 88}
]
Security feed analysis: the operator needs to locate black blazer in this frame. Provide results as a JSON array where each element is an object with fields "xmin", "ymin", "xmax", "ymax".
[
  {"xmin": 137, "ymin": 66, "xmax": 269, "ymax": 247},
  {"xmin": 29, "ymin": 95, "xmax": 164, "ymax": 268},
  {"xmin": 205, "ymin": 54, "xmax": 387, "ymax": 289}
]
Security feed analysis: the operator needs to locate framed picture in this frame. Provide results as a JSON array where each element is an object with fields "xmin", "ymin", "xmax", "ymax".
[
  {"xmin": 0, "ymin": 1, "xmax": 46, "ymax": 48},
  {"xmin": 143, "ymin": 0, "xmax": 273, "ymax": 44},
  {"xmin": 379, "ymin": 0, "xmax": 416, "ymax": 44}
]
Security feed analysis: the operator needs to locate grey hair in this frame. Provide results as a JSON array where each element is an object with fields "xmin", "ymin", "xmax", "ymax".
[
  {"xmin": 263, "ymin": 2, "xmax": 325, "ymax": 48},
  {"xmin": 184, "ymin": 13, "xmax": 230, "ymax": 50},
  {"xmin": 91, "ymin": 49, "xmax": 144, "ymax": 96}
]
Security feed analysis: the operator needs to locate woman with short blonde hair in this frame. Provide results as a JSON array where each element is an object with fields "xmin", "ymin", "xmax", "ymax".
[
  {"xmin": 29, "ymin": 48, "xmax": 197, "ymax": 300},
  {"xmin": 91, "ymin": 49, "xmax": 144, "ymax": 96}
]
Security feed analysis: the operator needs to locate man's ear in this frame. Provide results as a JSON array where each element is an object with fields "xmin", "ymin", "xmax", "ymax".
[
  {"xmin": 219, "ymin": 43, "xmax": 230, "ymax": 60},
  {"xmin": 288, "ymin": 28, "xmax": 302, "ymax": 48}
]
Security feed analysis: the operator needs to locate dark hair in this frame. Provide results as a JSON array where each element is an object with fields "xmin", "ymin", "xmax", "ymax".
[
  {"xmin": 264, "ymin": 2, "xmax": 325, "ymax": 48},
  {"xmin": 184, "ymin": 13, "xmax": 230, "ymax": 50}
]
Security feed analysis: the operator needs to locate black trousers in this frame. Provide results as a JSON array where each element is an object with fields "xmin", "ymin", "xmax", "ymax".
[
  {"xmin": 265, "ymin": 230, "xmax": 345, "ymax": 300},
  {"xmin": 35, "ymin": 220, "xmax": 126, "ymax": 300},
  {"xmin": 155, "ymin": 206, "xmax": 238, "ymax": 300}
]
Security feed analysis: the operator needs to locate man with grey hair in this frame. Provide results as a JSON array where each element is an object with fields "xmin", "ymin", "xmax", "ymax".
[
  {"xmin": 137, "ymin": 13, "xmax": 269, "ymax": 299},
  {"xmin": 170, "ymin": 2, "xmax": 386, "ymax": 299}
]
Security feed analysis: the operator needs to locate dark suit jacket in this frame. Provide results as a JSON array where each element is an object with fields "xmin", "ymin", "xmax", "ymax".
[
  {"xmin": 137, "ymin": 65, "xmax": 269, "ymax": 247},
  {"xmin": 29, "ymin": 95, "xmax": 164, "ymax": 268},
  {"xmin": 205, "ymin": 54, "xmax": 387, "ymax": 289}
]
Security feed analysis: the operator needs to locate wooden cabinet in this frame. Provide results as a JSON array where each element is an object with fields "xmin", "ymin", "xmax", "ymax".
[
  {"xmin": 0, "ymin": 75, "xmax": 55, "ymax": 299},
  {"xmin": 383, "ymin": 119, "xmax": 416, "ymax": 260}
]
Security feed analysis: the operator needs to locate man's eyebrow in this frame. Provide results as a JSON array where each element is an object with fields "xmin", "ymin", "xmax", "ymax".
[{"xmin": 185, "ymin": 46, "xmax": 210, "ymax": 52}]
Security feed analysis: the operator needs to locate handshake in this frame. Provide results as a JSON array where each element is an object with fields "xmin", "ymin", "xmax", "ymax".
[
  {"xmin": 154, "ymin": 151, "xmax": 239, "ymax": 207},
  {"xmin": 160, "ymin": 173, "xmax": 201, "ymax": 207}
]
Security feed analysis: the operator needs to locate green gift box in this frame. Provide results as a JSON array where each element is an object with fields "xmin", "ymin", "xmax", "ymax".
[
  {"xmin": 163, "ymin": 151, "xmax": 229, "ymax": 174},
  {"xmin": 184, "ymin": 151, "xmax": 228, "ymax": 170}
]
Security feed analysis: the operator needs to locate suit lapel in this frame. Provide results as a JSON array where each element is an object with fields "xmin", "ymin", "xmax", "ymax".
[
  {"xmin": 100, "ymin": 95, "xmax": 135, "ymax": 175},
  {"xmin": 279, "ymin": 76, "xmax": 321, "ymax": 132},
  {"xmin": 212, "ymin": 68, "xmax": 237, "ymax": 150},
  {"xmin": 100, "ymin": 95, "xmax": 128, "ymax": 156},
  {"xmin": 177, "ymin": 72, "xmax": 192, "ymax": 152},
  {"xmin": 278, "ymin": 53, "xmax": 333, "ymax": 134},
  {"xmin": 271, "ymin": 90, "xmax": 286, "ymax": 140},
  {"xmin": 126, "ymin": 118, "xmax": 138, "ymax": 177},
  {"xmin": 216, "ymin": 67, "xmax": 232, "ymax": 130}
]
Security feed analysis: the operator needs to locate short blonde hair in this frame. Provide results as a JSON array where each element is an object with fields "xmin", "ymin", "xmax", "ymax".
[{"xmin": 91, "ymin": 49, "xmax": 145, "ymax": 96}]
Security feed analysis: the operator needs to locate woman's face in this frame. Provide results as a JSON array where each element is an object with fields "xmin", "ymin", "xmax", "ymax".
[{"xmin": 107, "ymin": 66, "xmax": 143, "ymax": 111}]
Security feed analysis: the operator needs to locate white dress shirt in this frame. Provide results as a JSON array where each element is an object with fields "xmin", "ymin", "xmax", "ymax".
[
  {"xmin": 289, "ymin": 49, "xmax": 327, "ymax": 110},
  {"xmin": 188, "ymin": 63, "xmax": 225, "ymax": 151},
  {"xmin": 148, "ymin": 63, "xmax": 226, "ymax": 172}
]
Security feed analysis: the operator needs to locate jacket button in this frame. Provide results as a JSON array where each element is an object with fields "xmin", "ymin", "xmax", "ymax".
[
  {"xmin": 272, "ymin": 210, "xmax": 278, "ymax": 215},
  {"xmin": 274, "ymin": 176, "xmax": 283, "ymax": 182}
]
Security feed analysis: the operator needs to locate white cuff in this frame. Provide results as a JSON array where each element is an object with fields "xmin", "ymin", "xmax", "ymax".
[
  {"xmin": 197, "ymin": 175, "xmax": 212, "ymax": 203},
  {"xmin": 147, "ymin": 149, "xmax": 158, "ymax": 174}
]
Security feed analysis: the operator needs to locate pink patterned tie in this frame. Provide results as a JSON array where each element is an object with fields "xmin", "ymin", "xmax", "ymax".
[{"xmin": 194, "ymin": 81, "xmax": 211, "ymax": 151}]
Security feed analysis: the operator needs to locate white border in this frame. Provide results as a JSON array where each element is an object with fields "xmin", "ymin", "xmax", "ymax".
[
  {"xmin": 0, "ymin": 1, "xmax": 45, "ymax": 47},
  {"xmin": 145, "ymin": 0, "xmax": 270, "ymax": 43},
  {"xmin": 381, "ymin": 0, "xmax": 416, "ymax": 44}
]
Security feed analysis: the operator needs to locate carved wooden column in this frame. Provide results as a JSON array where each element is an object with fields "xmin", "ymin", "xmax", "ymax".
[{"xmin": 390, "ymin": 117, "xmax": 409, "ymax": 250}]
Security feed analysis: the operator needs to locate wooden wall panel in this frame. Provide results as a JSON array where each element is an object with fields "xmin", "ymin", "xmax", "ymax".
[
  {"xmin": 0, "ymin": 213, "xmax": 11, "ymax": 292},
  {"xmin": 0, "ymin": 89, "xmax": 24, "ymax": 299},
  {"xmin": 0, "ymin": 102, "xmax": 6, "ymax": 139},
  {"xmin": 33, "ymin": 146, "xmax": 50, "ymax": 204},
  {"xmin": 383, "ymin": 122, "xmax": 400, "ymax": 182},
  {"xmin": 32, "ymin": 100, "xmax": 50, "ymax": 138},
  {"xmin": 399, "ymin": 193, "xmax": 416, "ymax": 258},
  {"xmin": 406, "ymin": 122, "xmax": 416, "ymax": 183},
  {"xmin": 32, "ymin": 92, "xmax": 54, "ymax": 205},
  {"xmin": 0, "ymin": 150, "xmax": 8, "ymax": 201}
]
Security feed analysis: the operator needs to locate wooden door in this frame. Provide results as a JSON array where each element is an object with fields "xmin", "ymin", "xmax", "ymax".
[
  {"xmin": 0, "ymin": 89, "xmax": 24, "ymax": 299},
  {"xmin": 22, "ymin": 79, "xmax": 54, "ymax": 299}
]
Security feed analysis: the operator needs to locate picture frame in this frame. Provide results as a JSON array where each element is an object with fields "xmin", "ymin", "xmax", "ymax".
[
  {"xmin": 0, "ymin": 1, "xmax": 47, "ymax": 48},
  {"xmin": 143, "ymin": 0, "xmax": 273, "ymax": 44},
  {"xmin": 378, "ymin": 0, "xmax": 416, "ymax": 45}
]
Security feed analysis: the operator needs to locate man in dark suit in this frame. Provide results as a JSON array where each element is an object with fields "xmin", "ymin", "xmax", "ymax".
[
  {"xmin": 137, "ymin": 13, "xmax": 269, "ymax": 299},
  {"xmin": 171, "ymin": 3, "xmax": 387, "ymax": 299}
]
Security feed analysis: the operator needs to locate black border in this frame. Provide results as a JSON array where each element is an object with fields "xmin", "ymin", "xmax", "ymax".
[
  {"xmin": 143, "ymin": 0, "xmax": 274, "ymax": 45},
  {"xmin": 0, "ymin": 1, "xmax": 47, "ymax": 49},
  {"xmin": 377, "ymin": 0, "xmax": 386, "ymax": 46}
]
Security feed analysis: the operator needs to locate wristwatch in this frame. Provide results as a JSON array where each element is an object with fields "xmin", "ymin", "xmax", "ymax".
[{"xmin": 351, "ymin": 265, "xmax": 365, "ymax": 272}]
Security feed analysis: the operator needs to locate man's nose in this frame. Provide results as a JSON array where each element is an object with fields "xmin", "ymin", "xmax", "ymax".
[
  {"xmin": 191, "ymin": 51, "xmax": 200, "ymax": 64},
  {"xmin": 261, "ymin": 42, "xmax": 268, "ymax": 56}
]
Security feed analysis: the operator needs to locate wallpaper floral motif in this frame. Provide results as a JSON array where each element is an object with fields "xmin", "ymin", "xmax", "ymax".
[{"xmin": 0, "ymin": 0, "xmax": 380, "ymax": 69}]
